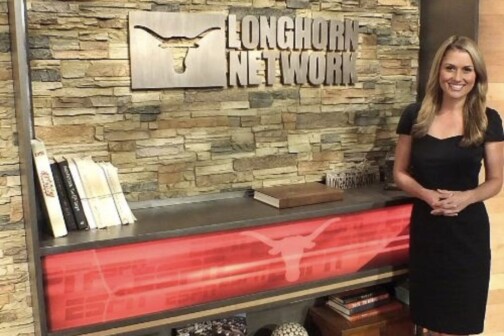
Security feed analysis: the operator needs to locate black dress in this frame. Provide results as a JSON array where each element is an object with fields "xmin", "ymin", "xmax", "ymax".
[{"xmin": 396, "ymin": 103, "xmax": 503, "ymax": 335}]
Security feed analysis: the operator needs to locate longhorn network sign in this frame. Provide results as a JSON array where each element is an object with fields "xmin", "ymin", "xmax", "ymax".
[{"xmin": 129, "ymin": 12, "xmax": 359, "ymax": 89}]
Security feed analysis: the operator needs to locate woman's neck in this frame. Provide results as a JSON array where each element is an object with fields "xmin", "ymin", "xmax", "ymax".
[{"xmin": 439, "ymin": 96, "xmax": 465, "ymax": 115}]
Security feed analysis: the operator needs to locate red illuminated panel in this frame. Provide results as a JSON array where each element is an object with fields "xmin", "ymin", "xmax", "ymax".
[{"xmin": 43, "ymin": 204, "xmax": 411, "ymax": 331}]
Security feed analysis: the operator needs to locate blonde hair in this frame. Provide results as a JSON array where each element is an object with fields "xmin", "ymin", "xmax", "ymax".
[{"xmin": 413, "ymin": 35, "xmax": 488, "ymax": 146}]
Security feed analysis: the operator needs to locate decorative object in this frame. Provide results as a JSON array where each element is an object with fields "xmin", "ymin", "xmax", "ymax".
[
  {"xmin": 326, "ymin": 160, "xmax": 380, "ymax": 190},
  {"xmin": 174, "ymin": 313, "xmax": 246, "ymax": 335},
  {"xmin": 383, "ymin": 151, "xmax": 400, "ymax": 190},
  {"xmin": 271, "ymin": 322, "xmax": 309, "ymax": 336},
  {"xmin": 253, "ymin": 182, "xmax": 343, "ymax": 208}
]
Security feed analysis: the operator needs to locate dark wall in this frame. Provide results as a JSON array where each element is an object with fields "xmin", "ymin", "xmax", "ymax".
[{"xmin": 418, "ymin": 0, "xmax": 479, "ymax": 101}]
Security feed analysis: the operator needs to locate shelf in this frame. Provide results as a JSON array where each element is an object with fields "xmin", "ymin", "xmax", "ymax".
[
  {"xmin": 48, "ymin": 266, "xmax": 409, "ymax": 336},
  {"xmin": 39, "ymin": 184, "xmax": 411, "ymax": 255}
]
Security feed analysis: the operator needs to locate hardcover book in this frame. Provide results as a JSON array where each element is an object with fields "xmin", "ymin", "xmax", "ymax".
[
  {"xmin": 330, "ymin": 285, "xmax": 389, "ymax": 305},
  {"xmin": 67, "ymin": 157, "xmax": 98, "ymax": 229},
  {"xmin": 50, "ymin": 162, "xmax": 78, "ymax": 231},
  {"xmin": 326, "ymin": 300, "xmax": 404, "ymax": 322},
  {"xmin": 31, "ymin": 139, "xmax": 68, "ymax": 238},
  {"xmin": 55, "ymin": 157, "xmax": 89, "ymax": 230},
  {"xmin": 326, "ymin": 295, "xmax": 391, "ymax": 315},
  {"xmin": 98, "ymin": 162, "xmax": 136, "ymax": 225},
  {"xmin": 253, "ymin": 182, "xmax": 343, "ymax": 208},
  {"xmin": 331, "ymin": 292, "xmax": 391, "ymax": 309},
  {"xmin": 72, "ymin": 157, "xmax": 122, "ymax": 228}
]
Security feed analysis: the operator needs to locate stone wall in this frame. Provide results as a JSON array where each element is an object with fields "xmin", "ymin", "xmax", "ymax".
[
  {"xmin": 0, "ymin": 0, "xmax": 34, "ymax": 335},
  {"xmin": 27, "ymin": 0, "xmax": 419, "ymax": 201},
  {"xmin": 0, "ymin": 0, "xmax": 419, "ymax": 335}
]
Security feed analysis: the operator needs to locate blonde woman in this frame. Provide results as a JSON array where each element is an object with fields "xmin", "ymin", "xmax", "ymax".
[{"xmin": 394, "ymin": 35, "xmax": 503, "ymax": 335}]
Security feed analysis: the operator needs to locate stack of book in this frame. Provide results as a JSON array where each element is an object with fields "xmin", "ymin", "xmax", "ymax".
[
  {"xmin": 326, "ymin": 285, "xmax": 403, "ymax": 322},
  {"xmin": 31, "ymin": 138, "xmax": 136, "ymax": 238}
]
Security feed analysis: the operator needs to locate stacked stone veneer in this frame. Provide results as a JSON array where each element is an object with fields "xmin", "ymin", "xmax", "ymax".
[
  {"xmin": 0, "ymin": 0, "xmax": 418, "ymax": 334},
  {"xmin": 27, "ymin": 0, "xmax": 419, "ymax": 201}
]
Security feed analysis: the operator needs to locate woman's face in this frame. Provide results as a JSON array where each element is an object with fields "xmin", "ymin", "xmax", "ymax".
[{"xmin": 438, "ymin": 49, "xmax": 477, "ymax": 102}]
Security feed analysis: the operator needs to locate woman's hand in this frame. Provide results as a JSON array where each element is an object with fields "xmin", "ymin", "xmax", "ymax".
[{"xmin": 430, "ymin": 189, "xmax": 473, "ymax": 216}]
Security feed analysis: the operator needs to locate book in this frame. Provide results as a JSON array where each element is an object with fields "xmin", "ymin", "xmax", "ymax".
[
  {"xmin": 67, "ymin": 157, "xmax": 98, "ymax": 229},
  {"xmin": 326, "ymin": 300, "xmax": 404, "ymax": 322},
  {"xmin": 98, "ymin": 162, "xmax": 136, "ymax": 225},
  {"xmin": 54, "ymin": 157, "xmax": 89, "ymax": 230},
  {"xmin": 330, "ymin": 285, "xmax": 389, "ymax": 305},
  {"xmin": 50, "ymin": 162, "xmax": 78, "ymax": 231},
  {"xmin": 326, "ymin": 294, "xmax": 391, "ymax": 315},
  {"xmin": 72, "ymin": 157, "xmax": 122, "ymax": 228},
  {"xmin": 331, "ymin": 292, "xmax": 391, "ymax": 310},
  {"xmin": 31, "ymin": 139, "xmax": 68, "ymax": 238},
  {"xmin": 253, "ymin": 182, "xmax": 343, "ymax": 208}
]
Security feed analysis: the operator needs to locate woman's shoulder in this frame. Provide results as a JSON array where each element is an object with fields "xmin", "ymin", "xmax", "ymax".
[
  {"xmin": 404, "ymin": 102, "xmax": 421, "ymax": 115},
  {"xmin": 485, "ymin": 107, "xmax": 504, "ymax": 141},
  {"xmin": 485, "ymin": 106, "xmax": 502, "ymax": 121},
  {"xmin": 399, "ymin": 102, "xmax": 421, "ymax": 120},
  {"xmin": 397, "ymin": 102, "xmax": 421, "ymax": 135}
]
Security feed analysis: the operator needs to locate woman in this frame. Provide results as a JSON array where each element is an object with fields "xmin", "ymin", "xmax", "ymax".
[{"xmin": 394, "ymin": 35, "xmax": 503, "ymax": 335}]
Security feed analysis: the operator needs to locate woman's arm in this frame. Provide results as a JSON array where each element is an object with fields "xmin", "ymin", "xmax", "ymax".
[
  {"xmin": 435, "ymin": 141, "xmax": 503, "ymax": 215},
  {"xmin": 393, "ymin": 134, "xmax": 444, "ymax": 207}
]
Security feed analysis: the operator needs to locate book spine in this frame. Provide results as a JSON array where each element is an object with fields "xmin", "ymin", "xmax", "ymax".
[
  {"xmin": 73, "ymin": 158, "xmax": 108, "ymax": 229},
  {"xmin": 99, "ymin": 162, "xmax": 136, "ymax": 224},
  {"xmin": 345, "ymin": 301, "xmax": 403, "ymax": 322},
  {"xmin": 57, "ymin": 159, "xmax": 89, "ymax": 230},
  {"xmin": 88, "ymin": 160, "xmax": 123, "ymax": 227},
  {"xmin": 345, "ymin": 297, "xmax": 391, "ymax": 314},
  {"xmin": 340, "ymin": 293, "xmax": 390, "ymax": 309},
  {"xmin": 333, "ymin": 289, "xmax": 388, "ymax": 304},
  {"xmin": 31, "ymin": 139, "xmax": 68, "ymax": 238},
  {"xmin": 67, "ymin": 158, "xmax": 97, "ymax": 229},
  {"xmin": 76, "ymin": 158, "xmax": 126, "ymax": 228},
  {"xmin": 50, "ymin": 163, "xmax": 78, "ymax": 231}
]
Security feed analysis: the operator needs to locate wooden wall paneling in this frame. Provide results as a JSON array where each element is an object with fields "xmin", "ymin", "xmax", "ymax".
[
  {"xmin": 484, "ymin": 197, "xmax": 504, "ymax": 335},
  {"xmin": 418, "ymin": 0, "xmax": 479, "ymax": 101},
  {"xmin": 480, "ymin": 1, "xmax": 504, "ymax": 14},
  {"xmin": 487, "ymin": 84, "xmax": 504, "ymax": 116},
  {"xmin": 479, "ymin": 0, "xmax": 504, "ymax": 334}
]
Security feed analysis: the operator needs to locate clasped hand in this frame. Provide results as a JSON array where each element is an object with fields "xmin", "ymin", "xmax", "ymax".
[{"xmin": 429, "ymin": 189, "xmax": 469, "ymax": 216}]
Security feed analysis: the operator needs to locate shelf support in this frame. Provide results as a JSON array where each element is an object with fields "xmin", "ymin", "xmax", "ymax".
[{"xmin": 8, "ymin": 0, "xmax": 47, "ymax": 335}]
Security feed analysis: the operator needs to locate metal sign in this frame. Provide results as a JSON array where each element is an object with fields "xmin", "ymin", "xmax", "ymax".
[{"xmin": 129, "ymin": 12, "xmax": 359, "ymax": 89}]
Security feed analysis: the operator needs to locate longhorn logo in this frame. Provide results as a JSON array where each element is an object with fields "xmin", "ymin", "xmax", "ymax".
[
  {"xmin": 241, "ymin": 217, "xmax": 340, "ymax": 282},
  {"xmin": 133, "ymin": 25, "xmax": 220, "ymax": 74},
  {"xmin": 129, "ymin": 12, "xmax": 227, "ymax": 89}
]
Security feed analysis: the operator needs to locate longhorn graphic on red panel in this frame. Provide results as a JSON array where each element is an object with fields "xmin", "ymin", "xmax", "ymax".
[{"xmin": 241, "ymin": 217, "xmax": 340, "ymax": 282}]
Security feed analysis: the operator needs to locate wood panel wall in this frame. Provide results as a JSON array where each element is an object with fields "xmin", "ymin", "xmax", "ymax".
[{"xmin": 479, "ymin": 1, "xmax": 504, "ymax": 335}]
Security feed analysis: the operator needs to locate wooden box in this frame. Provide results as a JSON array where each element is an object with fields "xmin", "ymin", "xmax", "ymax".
[{"xmin": 309, "ymin": 304, "xmax": 413, "ymax": 336}]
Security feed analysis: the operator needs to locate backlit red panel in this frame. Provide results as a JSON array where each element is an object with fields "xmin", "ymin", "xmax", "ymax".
[{"xmin": 42, "ymin": 204, "xmax": 411, "ymax": 331}]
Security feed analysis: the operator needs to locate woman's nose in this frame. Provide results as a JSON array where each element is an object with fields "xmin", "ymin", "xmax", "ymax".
[{"xmin": 453, "ymin": 70, "xmax": 463, "ymax": 81}]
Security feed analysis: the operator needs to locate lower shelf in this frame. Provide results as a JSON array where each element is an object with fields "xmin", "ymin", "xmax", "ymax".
[{"xmin": 309, "ymin": 303, "xmax": 413, "ymax": 336}]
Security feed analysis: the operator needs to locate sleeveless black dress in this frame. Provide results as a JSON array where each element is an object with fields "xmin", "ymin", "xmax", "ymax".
[{"xmin": 396, "ymin": 103, "xmax": 503, "ymax": 334}]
